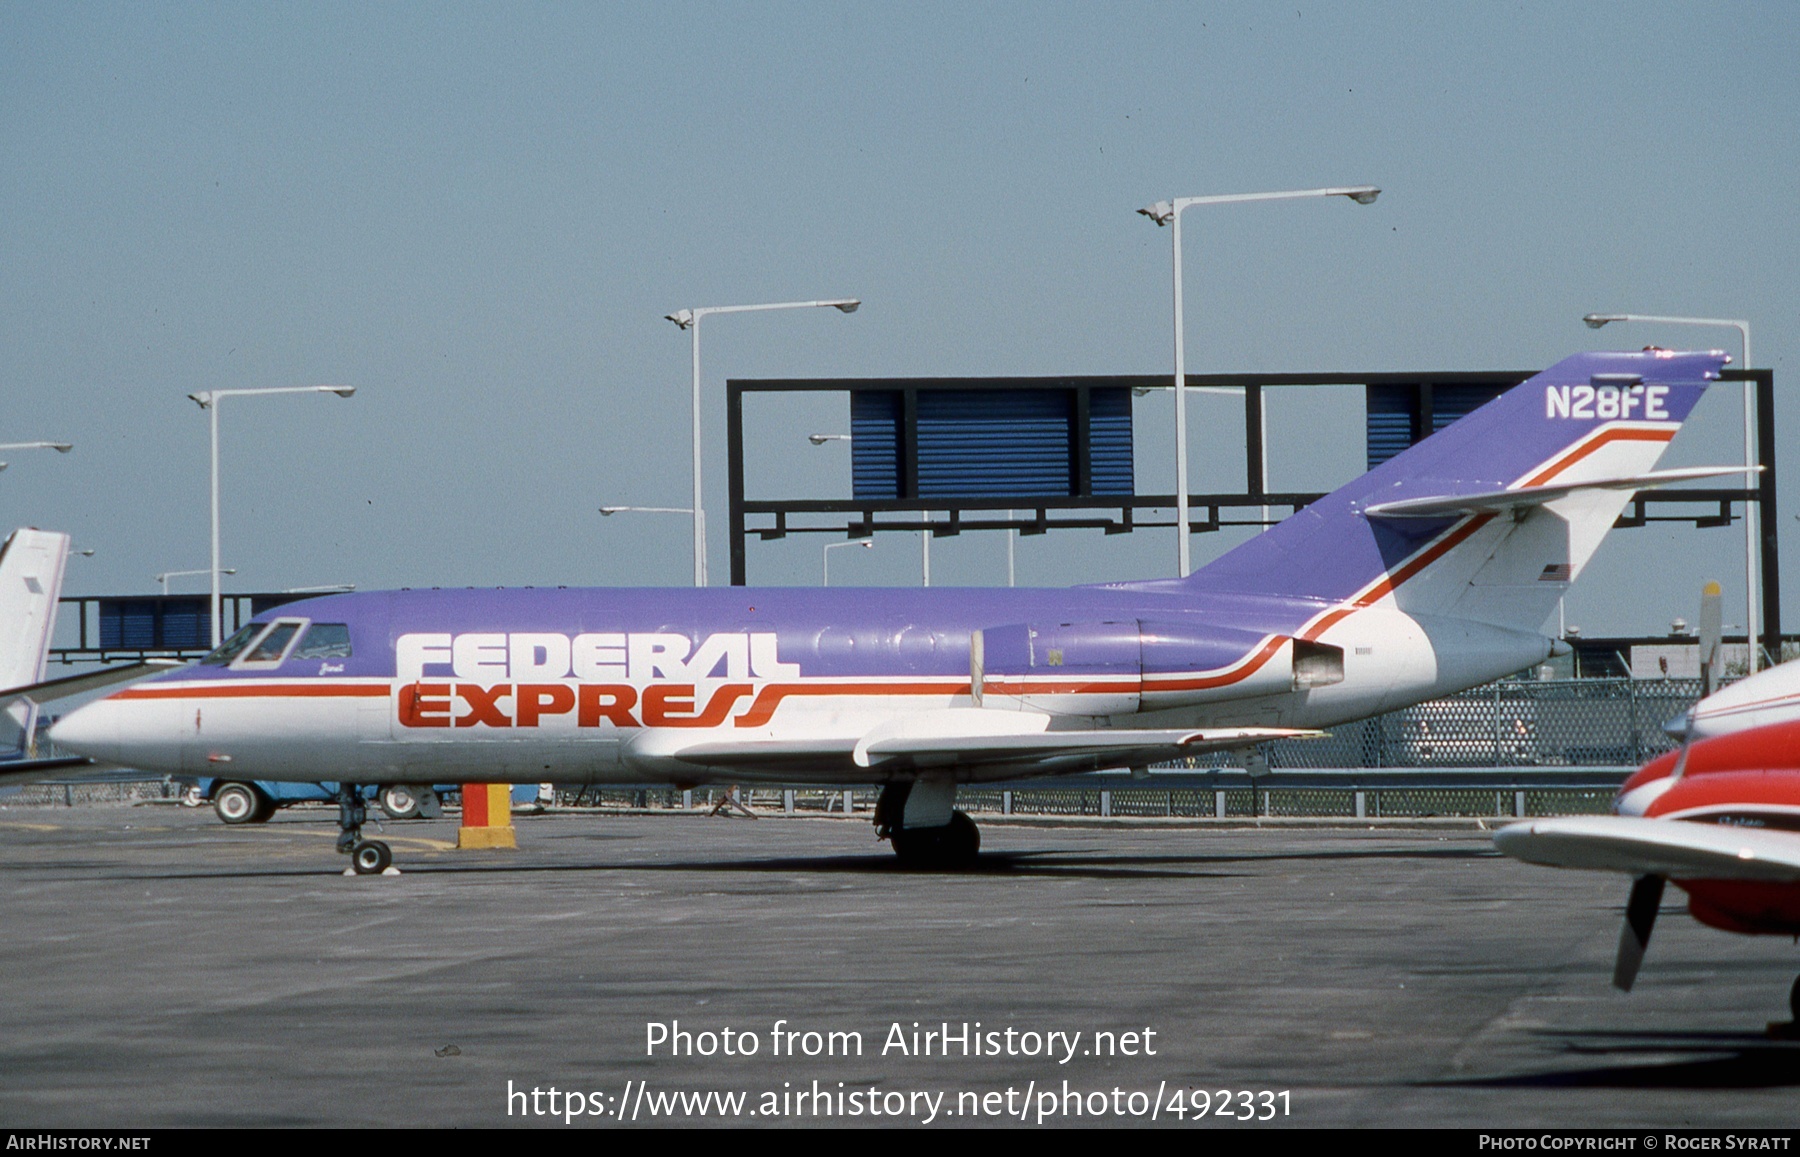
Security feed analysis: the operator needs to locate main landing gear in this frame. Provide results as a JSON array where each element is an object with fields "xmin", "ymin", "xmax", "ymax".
[
  {"xmin": 1771, "ymin": 975, "xmax": 1800, "ymax": 1040},
  {"xmin": 335, "ymin": 783, "xmax": 393, "ymax": 875},
  {"xmin": 875, "ymin": 780, "xmax": 980, "ymax": 869}
]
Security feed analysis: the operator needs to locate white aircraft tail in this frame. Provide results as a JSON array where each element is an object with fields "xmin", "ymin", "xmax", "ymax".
[
  {"xmin": 0, "ymin": 528, "xmax": 69, "ymax": 755},
  {"xmin": 0, "ymin": 528, "xmax": 68, "ymax": 694}
]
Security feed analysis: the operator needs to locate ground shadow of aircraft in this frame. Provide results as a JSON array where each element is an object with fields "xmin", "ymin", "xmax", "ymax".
[{"xmin": 1429, "ymin": 1028, "xmax": 1800, "ymax": 1090}]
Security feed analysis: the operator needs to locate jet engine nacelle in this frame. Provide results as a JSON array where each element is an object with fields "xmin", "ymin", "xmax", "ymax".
[{"xmin": 974, "ymin": 619, "xmax": 1341, "ymax": 716}]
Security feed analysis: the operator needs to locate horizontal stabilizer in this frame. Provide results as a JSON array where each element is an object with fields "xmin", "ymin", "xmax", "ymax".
[
  {"xmin": 1, "ymin": 659, "xmax": 183, "ymax": 704},
  {"xmin": 1364, "ymin": 467, "xmax": 1754, "ymax": 520},
  {"xmin": 1495, "ymin": 815, "xmax": 1800, "ymax": 882}
]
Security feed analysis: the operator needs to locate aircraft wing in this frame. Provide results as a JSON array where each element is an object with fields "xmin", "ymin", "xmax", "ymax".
[
  {"xmin": 0, "ymin": 755, "xmax": 99, "ymax": 787},
  {"xmin": 640, "ymin": 715, "xmax": 1317, "ymax": 779},
  {"xmin": 1363, "ymin": 466, "xmax": 1752, "ymax": 519},
  {"xmin": 2, "ymin": 659, "xmax": 183, "ymax": 703},
  {"xmin": 1494, "ymin": 815, "xmax": 1800, "ymax": 882},
  {"xmin": 854, "ymin": 726, "xmax": 1316, "ymax": 771}
]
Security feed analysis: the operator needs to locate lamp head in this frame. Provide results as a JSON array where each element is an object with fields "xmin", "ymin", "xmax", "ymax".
[
  {"xmin": 323, "ymin": 385, "xmax": 356, "ymax": 398},
  {"xmin": 599, "ymin": 507, "xmax": 621, "ymax": 516},
  {"xmin": 1345, "ymin": 187, "xmax": 1380, "ymax": 205},
  {"xmin": 48, "ymin": 443, "xmax": 72, "ymax": 453},
  {"xmin": 833, "ymin": 300, "xmax": 860, "ymax": 314},
  {"xmin": 1583, "ymin": 314, "xmax": 1621, "ymax": 330},
  {"xmin": 188, "ymin": 391, "xmax": 214, "ymax": 409},
  {"xmin": 1137, "ymin": 201, "xmax": 1175, "ymax": 227},
  {"xmin": 665, "ymin": 309, "xmax": 696, "ymax": 330}
]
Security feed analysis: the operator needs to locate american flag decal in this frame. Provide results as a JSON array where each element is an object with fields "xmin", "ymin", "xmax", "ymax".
[{"xmin": 1539, "ymin": 563, "xmax": 1572, "ymax": 582}]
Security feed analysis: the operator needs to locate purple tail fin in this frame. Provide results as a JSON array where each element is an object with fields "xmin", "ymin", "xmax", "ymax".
[{"xmin": 1156, "ymin": 350, "xmax": 1727, "ymax": 631}]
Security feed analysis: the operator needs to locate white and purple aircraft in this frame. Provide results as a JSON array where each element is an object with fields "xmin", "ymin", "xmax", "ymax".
[{"xmin": 51, "ymin": 350, "xmax": 1738, "ymax": 872}]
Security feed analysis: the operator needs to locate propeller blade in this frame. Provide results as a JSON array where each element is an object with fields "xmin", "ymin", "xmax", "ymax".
[
  {"xmin": 1698, "ymin": 580, "xmax": 1722, "ymax": 697},
  {"xmin": 1613, "ymin": 874, "xmax": 1665, "ymax": 992}
]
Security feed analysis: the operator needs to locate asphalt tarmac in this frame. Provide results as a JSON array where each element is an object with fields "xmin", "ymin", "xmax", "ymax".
[{"xmin": 1, "ymin": 802, "xmax": 1797, "ymax": 1129}]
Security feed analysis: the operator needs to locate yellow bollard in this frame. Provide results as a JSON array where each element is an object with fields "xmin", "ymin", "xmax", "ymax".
[{"xmin": 457, "ymin": 783, "xmax": 517, "ymax": 849}]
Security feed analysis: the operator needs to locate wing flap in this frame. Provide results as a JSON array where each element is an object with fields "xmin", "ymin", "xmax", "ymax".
[
  {"xmin": 857, "ymin": 726, "xmax": 1317, "ymax": 768},
  {"xmin": 1495, "ymin": 815, "xmax": 1800, "ymax": 882},
  {"xmin": 1364, "ymin": 466, "xmax": 1752, "ymax": 520},
  {"xmin": 643, "ymin": 721, "xmax": 1318, "ymax": 779}
]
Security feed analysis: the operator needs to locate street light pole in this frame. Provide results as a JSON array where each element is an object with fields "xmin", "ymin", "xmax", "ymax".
[
  {"xmin": 810, "ymin": 432, "xmax": 1011, "ymax": 586},
  {"xmin": 1583, "ymin": 312, "xmax": 1758, "ymax": 670},
  {"xmin": 188, "ymin": 385, "xmax": 356, "ymax": 647},
  {"xmin": 1139, "ymin": 186, "xmax": 1379, "ymax": 577},
  {"xmin": 822, "ymin": 538, "xmax": 871, "ymax": 585},
  {"xmin": 156, "ymin": 567, "xmax": 234, "ymax": 596},
  {"xmin": 665, "ymin": 298, "xmax": 860, "ymax": 588},
  {"xmin": 0, "ymin": 441, "xmax": 74, "ymax": 474},
  {"xmin": 0, "ymin": 441, "xmax": 73, "ymax": 453}
]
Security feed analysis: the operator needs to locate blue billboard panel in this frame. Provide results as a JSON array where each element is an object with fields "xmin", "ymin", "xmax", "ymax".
[{"xmin": 851, "ymin": 386, "xmax": 1133, "ymax": 501}]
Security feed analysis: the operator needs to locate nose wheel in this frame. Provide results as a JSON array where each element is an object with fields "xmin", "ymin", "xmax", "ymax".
[
  {"xmin": 335, "ymin": 783, "xmax": 394, "ymax": 875},
  {"xmin": 351, "ymin": 840, "xmax": 392, "ymax": 874}
]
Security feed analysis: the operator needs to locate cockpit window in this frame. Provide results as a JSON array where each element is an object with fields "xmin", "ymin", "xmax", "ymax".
[
  {"xmin": 292, "ymin": 623, "xmax": 352, "ymax": 660},
  {"xmin": 201, "ymin": 623, "xmax": 264, "ymax": 666},
  {"xmin": 244, "ymin": 622, "xmax": 302, "ymax": 664}
]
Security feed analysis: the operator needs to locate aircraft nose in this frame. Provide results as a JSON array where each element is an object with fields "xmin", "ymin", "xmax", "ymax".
[
  {"xmin": 1614, "ymin": 775, "xmax": 1674, "ymax": 817},
  {"xmin": 48, "ymin": 699, "xmax": 123, "ymax": 764}
]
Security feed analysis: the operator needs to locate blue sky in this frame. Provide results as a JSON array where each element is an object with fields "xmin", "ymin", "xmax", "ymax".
[{"xmin": 3, "ymin": 2, "xmax": 1796, "ymax": 636}]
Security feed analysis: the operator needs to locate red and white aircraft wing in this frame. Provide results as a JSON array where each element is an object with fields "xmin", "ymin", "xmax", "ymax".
[{"xmin": 1495, "ymin": 815, "xmax": 1800, "ymax": 883}]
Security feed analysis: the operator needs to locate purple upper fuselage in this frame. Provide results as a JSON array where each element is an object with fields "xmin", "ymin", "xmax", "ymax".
[{"xmin": 159, "ymin": 350, "xmax": 1724, "ymax": 685}]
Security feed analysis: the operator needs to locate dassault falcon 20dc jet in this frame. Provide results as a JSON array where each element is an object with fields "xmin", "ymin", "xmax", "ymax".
[{"xmin": 53, "ymin": 350, "xmax": 1736, "ymax": 873}]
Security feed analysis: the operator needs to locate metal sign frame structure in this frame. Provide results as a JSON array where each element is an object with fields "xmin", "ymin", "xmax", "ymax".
[{"xmin": 725, "ymin": 368, "xmax": 1779, "ymax": 658}]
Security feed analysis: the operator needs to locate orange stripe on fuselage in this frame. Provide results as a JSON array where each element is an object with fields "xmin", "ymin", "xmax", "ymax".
[
  {"xmin": 1141, "ymin": 634, "xmax": 1289, "ymax": 693},
  {"xmin": 734, "ymin": 680, "xmax": 966, "ymax": 727},
  {"xmin": 1299, "ymin": 512, "xmax": 1498, "ymax": 642}
]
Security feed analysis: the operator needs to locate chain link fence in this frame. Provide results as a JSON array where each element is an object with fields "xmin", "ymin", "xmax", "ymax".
[
  {"xmin": 537, "ymin": 677, "xmax": 1700, "ymax": 820},
  {"xmin": 1177, "ymin": 676, "xmax": 1703, "ymax": 771}
]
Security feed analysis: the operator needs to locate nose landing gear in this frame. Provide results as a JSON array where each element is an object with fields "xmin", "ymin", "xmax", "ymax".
[{"xmin": 335, "ymin": 783, "xmax": 395, "ymax": 875}]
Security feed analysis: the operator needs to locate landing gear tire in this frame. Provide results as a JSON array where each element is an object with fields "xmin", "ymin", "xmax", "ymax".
[
  {"xmin": 213, "ymin": 782, "xmax": 267, "ymax": 825},
  {"xmin": 1767, "ymin": 974, "xmax": 1800, "ymax": 1039},
  {"xmin": 333, "ymin": 782, "xmax": 390, "ymax": 873},
  {"xmin": 351, "ymin": 840, "xmax": 392, "ymax": 875},
  {"xmin": 890, "ymin": 810, "xmax": 981, "ymax": 870},
  {"xmin": 379, "ymin": 784, "xmax": 421, "ymax": 820}
]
